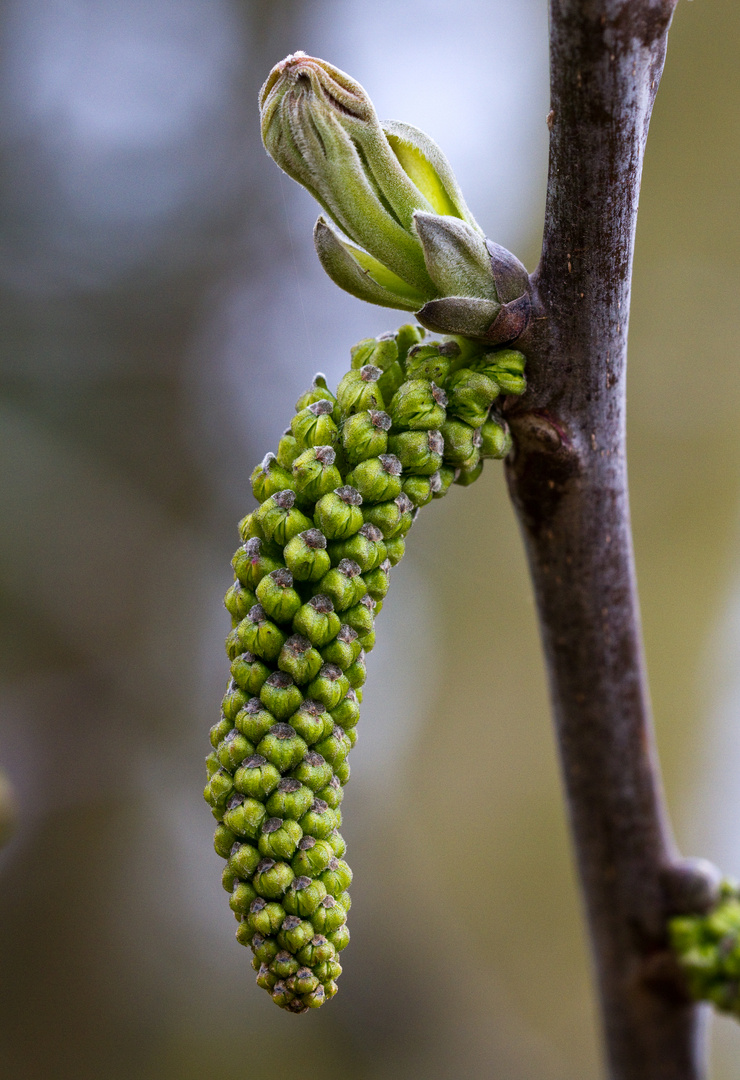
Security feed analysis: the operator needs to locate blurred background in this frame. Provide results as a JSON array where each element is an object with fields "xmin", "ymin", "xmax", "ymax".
[{"xmin": 0, "ymin": 1, "xmax": 738, "ymax": 1077}]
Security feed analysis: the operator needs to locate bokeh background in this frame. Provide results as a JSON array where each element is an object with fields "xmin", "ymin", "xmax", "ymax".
[{"xmin": 0, "ymin": 1, "xmax": 738, "ymax": 1077}]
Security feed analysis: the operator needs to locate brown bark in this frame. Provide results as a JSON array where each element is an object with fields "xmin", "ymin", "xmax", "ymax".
[{"xmin": 505, "ymin": 3, "xmax": 706, "ymax": 1077}]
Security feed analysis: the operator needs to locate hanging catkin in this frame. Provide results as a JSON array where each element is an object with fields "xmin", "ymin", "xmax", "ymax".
[{"xmin": 203, "ymin": 325, "xmax": 525, "ymax": 1013}]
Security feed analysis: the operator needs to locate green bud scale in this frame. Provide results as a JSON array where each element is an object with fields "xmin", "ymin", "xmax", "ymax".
[{"xmin": 208, "ymin": 326, "xmax": 525, "ymax": 1012}]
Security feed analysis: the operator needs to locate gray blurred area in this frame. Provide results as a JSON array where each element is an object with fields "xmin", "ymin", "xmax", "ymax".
[{"xmin": 0, "ymin": 1, "xmax": 739, "ymax": 1077}]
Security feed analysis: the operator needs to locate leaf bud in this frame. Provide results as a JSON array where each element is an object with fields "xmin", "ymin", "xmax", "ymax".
[
  {"xmin": 291, "ymin": 751, "xmax": 334, "ymax": 793},
  {"xmin": 230, "ymin": 650, "xmax": 271, "ymax": 696},
  {"xmin": 253, "ymin": 857, "xmax": 296, "ymax": 900},
  {"xmin": 291, "ymin": 400, "xmax": 340, "ymax": 450},
  {"xmin": 239, "ymin": 605, "xmax": 287, "ymax": 663},
  {"xmin": 345, "ymin": 454, "xmax": 403, "ymax": 503},
  {"xmin": 283, "ymin": 528, "xmax": 332, "ymax": 583},
  {"xmin": 255, "ymin": 568, "xmax": 303, "ymax": 624},
  {"xmin": 256, "ymin": 490, "xmax": 314, "ymax": 547},
  {"xmin": 277, "ymin": 915, "xmax": 315, "ymax": 953},
  {"xmin": 388, "ymin": 379, "xmax": 447, "ymax": 431},
  {"xmin": 265, "ymin": 777, "xmax": 315, "ymax": 820},
  {"xmin": 341, "ymin": 409, "xmax": 392, "ymax": 465},
  {"xmin": 306, "ymin": 664, "xmax": 350, "ymax": 711},
  {"xmin": 216, "ymin": 729, "xmax": 255, "ymax": 772},
  {"xmin": 228, "ymin": 840, "xmax": 262, "ymax": 880},
  {"xmin": 289, "ymin": 699, "xmax": 333, "ymax": 745},
  {"xmin": 232, "ymin": 537, "xmax": 284, "ymax": 590},
  {"xmin": 336, "ymin": 366, "xmax": 385, "ymax": 415},
  {"xmin": 292, "ymin": 595, "xmax": 342, "ymax": 648},
  {"xmin": 276, "ymin": 634, "xmax": 322, "ymax": 687},
  {"xmin": 282, "ymin": 874, "xmax": 329, "ymax": 918},
  {"xmin": 234, "ymin": 696, "xmax": 276, "ymax": 743},
  {"xmin": 387, "ymin": 428, "xmax": 444, "ymax": 476},
  {"xmin": 256, "ymin": 723, "xmax": 308, "ymax": 773},
  {"xmin": 250, "ymin": 452, "xmax": 296, "ymax": 503},
  {"xmin": 224, "ymin": 794, "xmax": 267, "ymax": 840},
  {"xmin": 314, "ymin": 487, "xmax": 364, "ymax": 541},
  {"xmin": 261, "ymin": 54, "xmax": 494, "ymax": 313},
  {"xmin": 291, "ymin": 445, "xmax": 343, "ymax": 503},
  {"xmin": 258, "ymin": 816, "xmax": 304, "ymax": 860},
  {"xmin": 298, "ymin": 799, "xmax": 339, "ymax": 840},
  {"xmin": 330, "ymin": 689, "xmax": 361, "ymax": 730},
  {"xmin": 291, "ymin": 835, "xmax": 335, "ymax": 877}
]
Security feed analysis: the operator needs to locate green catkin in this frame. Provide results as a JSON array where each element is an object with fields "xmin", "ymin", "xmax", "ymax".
[
  {"xmin": 670, "ymin": 882, "xmax": 740, "ymax": 1016},
  {"xmin": 208, "ymin": 326, "xmax": 526, "ymax": 1012}
]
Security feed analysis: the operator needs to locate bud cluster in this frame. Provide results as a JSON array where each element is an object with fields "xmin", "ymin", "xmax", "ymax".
[
  {"xmin": 207, "ymin": 324, "xmax": 526, "ymax": 1012},
  {"xmin": 670, "ymin": 881, "xmax": 740, "ymax": 1016}
]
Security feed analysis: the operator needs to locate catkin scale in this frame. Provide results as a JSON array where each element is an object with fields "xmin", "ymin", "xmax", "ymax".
[{"xmin": 207, "ymin": 326, "xmax": 526, "ymax": 1011}]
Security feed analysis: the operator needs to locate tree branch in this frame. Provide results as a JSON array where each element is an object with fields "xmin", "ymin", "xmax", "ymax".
[{"xmin": 505, "ymin": 3, "xmax": 705, "ymax": 1077}]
